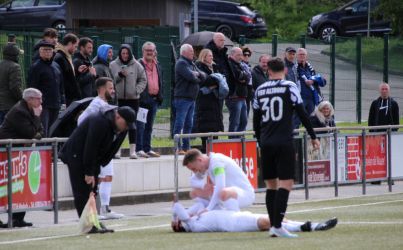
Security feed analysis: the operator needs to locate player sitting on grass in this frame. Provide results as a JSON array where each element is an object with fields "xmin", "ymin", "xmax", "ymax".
[{"xmin": 171, "ymin": 201, "xmax": 337, "ymax": 233}]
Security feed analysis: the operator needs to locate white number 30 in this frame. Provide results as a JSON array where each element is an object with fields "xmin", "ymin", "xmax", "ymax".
[{"xmin": 260, "ymin": 97, "xmax": 283, "ymax": 122}]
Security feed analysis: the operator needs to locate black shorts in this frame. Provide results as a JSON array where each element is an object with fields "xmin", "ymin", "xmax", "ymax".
[{"xmin": 260, "ymin": 144, "xmax": 295, "ymax": 180}]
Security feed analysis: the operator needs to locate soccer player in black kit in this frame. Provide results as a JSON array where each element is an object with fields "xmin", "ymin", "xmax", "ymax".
[{"xmin": 253, "ymin": 58, "xmax": 320, "ymax": 238}]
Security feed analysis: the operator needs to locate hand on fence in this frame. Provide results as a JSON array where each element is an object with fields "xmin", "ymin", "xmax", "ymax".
[{"xmin": 311, "ymin": 139, "xmax": 320, "ymax": 150}]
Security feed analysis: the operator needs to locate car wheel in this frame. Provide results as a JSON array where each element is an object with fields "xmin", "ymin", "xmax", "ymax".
[
  {"xmin": 53, "ymin": 21, "xmax": 66, "ymax": 31},
  {"xmin": 216, "ymin": 24, "xmax": 234, "ymax": 40},
  {"xmin": 319, "ymin": 25, "xmax": 337, "ymax": 43}
]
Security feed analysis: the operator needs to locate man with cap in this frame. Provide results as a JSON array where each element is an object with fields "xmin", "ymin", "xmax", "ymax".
[
  {"xmin": 284, "ymin": 47, "xmax": 298, "ymax": 84},
  {"xmin": 59, "ymin": 105, "xmax": 136, "ymax": 233},
  {"xmin": 27, "ymin": 41, "xmax": 65, "ymax": 137}
]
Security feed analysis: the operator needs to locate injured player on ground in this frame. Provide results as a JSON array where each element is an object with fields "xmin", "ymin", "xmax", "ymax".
[{"xmin": 171, "ymin": 201, "xmax": 337, "ymax": 233}]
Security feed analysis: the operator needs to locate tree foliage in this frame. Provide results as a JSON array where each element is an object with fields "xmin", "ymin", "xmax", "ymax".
[{"xmin": 376, "ymin": 0, "xmax": 403, "ymax": 35}]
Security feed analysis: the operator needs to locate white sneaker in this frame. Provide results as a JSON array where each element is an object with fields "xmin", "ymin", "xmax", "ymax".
[
  {"xmin": 100, "ymin": 206, "xmax": 124, "ymax": 220},
  {"xmin": 147, "ymin": 150, "xmax": 160, "ymax": 158},
  {"xmin": 269, "ymin": 227, "xmax": 298, "ymax": 238},
  {"xmin": 137, "ymin": 150, "xmax": 149, "ymax": 158}
]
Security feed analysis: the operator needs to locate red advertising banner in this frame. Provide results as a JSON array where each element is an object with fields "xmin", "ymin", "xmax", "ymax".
[
  {"xmin": 0, "ymin": 149, "xmax": 53, "ymax": 211},
  {"xmin": 346, "ymin": 135, "xmax": 387, "ymax": 181},
  {"xmin": 307, "ymin": 160, "xmax": 331, "ymax": 183},
  {"xmin": 207, "ymin": 140, "xmax": 258, "ymax": 189}
]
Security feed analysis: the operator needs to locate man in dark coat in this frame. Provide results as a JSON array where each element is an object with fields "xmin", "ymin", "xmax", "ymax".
[
  {"xmin": 54, "ymin": 33, "xmax": 81, "ymax": 106},
  {"xmin": 59, "ymin": 106, "xmax": 136, "ymax": 233},
  {"xmin": 28, "ymin": 41, "xmax": 65, "ymax": 137},
  {"xmin": 0, "ymin": 43, "xmax": 23, "ymax": 124},
  {"xmin": 0, "ymin": 88, "xmax": 43, "ymax": 228},
  {"xmin": 252, "ymin": 54, "xmax": 270, "ymax": 92},
  {"xmin": 205, "ymin": 33, "xmax": 230, "ymax": 78},
  {"xmin": 32, "ymin": 28, "xmax": 58, "ymax": 63},
  {"xmin": 73, "ymin": 37, "xmax": 97, "ymax": 98}
]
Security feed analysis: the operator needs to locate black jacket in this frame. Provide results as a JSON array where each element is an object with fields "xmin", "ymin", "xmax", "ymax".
[
  {"xmin": 194, "ymin": 61, "xmax": 224, "ymax": 133},
  {"xmin": 309, "ymin": 114, "xmax": 335, "ymax": 134},
  {"xmin": 0, "ymin": 100, "xmax": 43, "ymax": 139},
  {"xmin": 252, "ymin": 65, "xmax": 269, "ymax": 91},
  {"xmin": 227, "ymin": 57, "xmax": 250, "ymax": 98},
  {"xmin": 73, "ymin": 51, "xmax": 96, "ymax": 98},
  {"xmin": 368, "ymin": 97, "xmax": 399, "ymax": 131},
  {"xmin": 27, "ymin": 58, "xmax": 65, "ymax": 109},
  {"xmin": 54, "ymin": 50, "xmax": 81, "ymax": 105},
  {"xmin": 139, "ymin": 59, "xmax": 164, "ymax": 106},
  {"xmin": 59, "ymin": 108, "xmax": 127, "ymax": 177},
  {"xmin": 205, "ymin": 40, "xmax": 230, "ymax": 78}
]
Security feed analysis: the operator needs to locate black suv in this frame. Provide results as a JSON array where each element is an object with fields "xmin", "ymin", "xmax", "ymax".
[
  {"xmin": 194, "ymin": 0, "xmax": 267, "ymax": 40},
  {"xmin": 0, "ymin": 0, "xmax": 66, "ymax": 30},
  {"xmin": 307, "ymin": 0, "xmax": 391, "ymax": 42}
]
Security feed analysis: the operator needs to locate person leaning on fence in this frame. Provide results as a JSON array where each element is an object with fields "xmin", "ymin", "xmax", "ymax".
[
  {"xmin": 110, "ymin": 44, "xmax": 147, "ymax": 159},
  {"xmin": 195, "ymin": 48, "xmax": 228, "ymax": 152},
  {"xmin": 173, "ymin": 44, "xmax": 206, "ymax": 155},
  {"xmin": 32, "ymin": 28, "xmax": 58, "ymax": 63},
  {"xmin": 309, "ymin": 101, "xmax": 335, "ymax": 134},
  {"xmin": 53, "ymin": 33, "xmax": 81, "ymax": 107},
  {"xmin": 27, "ymin": 41, "xmax": 65, "ymax": 137},
  {"xmin": 137, "ymin": 41, "xmax": 164, "ymax": 158},
  {"xmin": 73, "ymin": 37, "xmax": 97, "ymax": 98},
  {"xmin": 59, "ymin": 106, "xmax": 136, "ymax": 233},
  {"xmin": 0, "ymin": 88, "xmax": 44, "ymax": 228},
  {"xmin": 0, "ymin": 43, "xmax": 23, "ymax": 124},
  {"xmin": 226, "ymin": 47, "xmax": 251, "ymax": 135},
  {"xmin": 368, "ymin": 83, "xmax": 400, "ymax": 132}
]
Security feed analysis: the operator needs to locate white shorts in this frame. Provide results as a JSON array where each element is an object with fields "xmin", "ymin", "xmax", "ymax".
[
  {"xmin": 231, "ymin": 211, "xmax": 261, "ymax": 232},
  {"xmin": 231, "ymin": 186, "xmax": 255, "ymax": 208},
  {"xmin": 98, "ymin": 161, "xmax": 113, "ymax": 178}
]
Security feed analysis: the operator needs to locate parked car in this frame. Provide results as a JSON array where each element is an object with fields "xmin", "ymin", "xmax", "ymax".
[
  {"xmin": 0, "ymin": 0, "xmax": 66, "ymax": 30},
  {"xmin": 193, "ymin": 0, "xmax": 267, "ymax": 40},
  {"xmin": 307, "ymin": 0, "xmax": 391, "ymax": 42}
]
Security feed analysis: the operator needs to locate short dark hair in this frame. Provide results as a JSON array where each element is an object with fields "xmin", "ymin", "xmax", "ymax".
[
  {"xmin": 43, "ymin": 28, "xmax": 58, "ymax": 38},
  {"xmin": 78, "ymin": 37, "xmax": 93, "ymax": 49},
  {"xmin": 96, "ymin": 77, "xmax": 113, "ymax": 89},
  {"xmin": 267, "ymin": 57, "xmax": 285, "ymax": 72},
  {"xmin": 182, "ymin": 149, "xmax": 202, "ymax": 166},
  {"xmin": 61, "ymin": 33, "xmax": 78, "ymax": 46}
]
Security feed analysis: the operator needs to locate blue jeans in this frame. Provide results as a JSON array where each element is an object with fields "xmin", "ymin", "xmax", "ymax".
[
  {"xmin": 136, "ymin": 97, "xmax": 159, "ymax": 152},
  {"xmin": 226, "ymin": 99, "xmax": 248, "ymax": 133},
  {"xmin": 173, "ymin": 98, "xmax": 195, "ymax": 150},
  {"xmin": 41, "ymin": 107, "xmax": 60, "ymax": 137}
]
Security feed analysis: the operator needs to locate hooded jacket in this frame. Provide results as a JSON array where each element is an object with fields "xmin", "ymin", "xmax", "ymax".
[
  {"xmin": 92, "ymin": 44, "xmax": 114, "ymax": 79},
  {"xmin": 110, "ymin": 44, "xmax": 147, "ymax": 100},
  {"xmin": 54, "ymin": 44, "xmax": 81, "ymax": 105},
  {"xmin": 0, "ymin": 44, "xmax": 23, "ymax": 111},
  {"xmin": 368, "ymin": 96, "xmax": 399, "ymax": 132}
]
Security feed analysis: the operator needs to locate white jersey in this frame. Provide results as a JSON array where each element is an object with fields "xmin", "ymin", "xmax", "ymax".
[{"xmin": 77, "ymin": 96, "xmax": 110, "ymax": 125}]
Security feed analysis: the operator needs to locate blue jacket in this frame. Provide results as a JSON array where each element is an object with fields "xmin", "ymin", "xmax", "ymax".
[
  {"xmin": 297, "ymin": 61, "xmax": 324, "ymax": 105},
  {"xmin": 174, "ymin": 56, "xmax": 205, "ymax": 100}
]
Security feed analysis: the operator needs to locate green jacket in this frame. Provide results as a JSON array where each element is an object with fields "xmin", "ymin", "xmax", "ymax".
[{"xmin": 0, "ymin": 44, "xmax": 23, "ymax": 111}]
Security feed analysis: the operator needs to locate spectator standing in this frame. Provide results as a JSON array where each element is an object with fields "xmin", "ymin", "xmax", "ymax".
[
  {"xmin": 368, "ymin": 83, "xmax": 400, "ymax": 131},
  {"xmin": 284, "ymin": 47, "xmax": 298, "ymax": 84},
  {"xmin": 73, "ymin": 37, "xmax": 97, "ymax": 98},
  {"xmin": 226, "ymin": 47, "xmax": 250, "ymax": 134},
  {"xmin": 173, "ymin": 44, "xmax": 206, "ymax": 154},
  {"xmin": 205, "ymin": 33, "xmax": 230, "ymax": 78},
  {"xmin": 53, "ymin": 33, "xmax": 80, "ymax": 107},
  {"xmin": 110, "ymin": 44, "xmax": 147, "ymax": 159},
  {"xmin": 241, "ymin": 46, "xmax": 253, "ymax": 116},
  {"xmin": 309, "ymin": 101, "xmax": 336, "ymax": 133},
  {"xmin": 0, "ymin": 88, "xmax": 43, "ymax": 228},
  {"xmin": 27, "ymin": 41, "xmax": 64, "ymax": 136},
  {"xmin": 32, "ymin": 28, "xmax": 58, "ymax": 63},
  {"xmin": 138, "ymin": 42, "xmax": 164, "ymax": 158},
  {"xmin": 93, "ymin": 44, "xmax": 114, "ymax": 79},
  {"xmin": 252, "ymin": 54, "xmax": 270, "ymax": 92},
  {"xmin": 0, "ymin": 43, "xmax": 23, "ymax": 124},
  {"xmin": 195, "ymin": 48, "xmax": 225, "ymax": 152}
]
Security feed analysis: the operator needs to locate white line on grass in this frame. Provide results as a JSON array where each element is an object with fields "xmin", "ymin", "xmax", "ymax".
[{"xmin": 339, "ymin": 221, "xmax": 403, "ymax": 225}]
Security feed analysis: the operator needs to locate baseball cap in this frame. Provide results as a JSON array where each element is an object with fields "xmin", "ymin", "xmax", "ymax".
[
  {"xmin": 117, "ymin": 106, "xmax": 136, "ymax": 130},
  {"xmin": 285, "ymin": 47, "xmax": 296, "ymax": 53}
]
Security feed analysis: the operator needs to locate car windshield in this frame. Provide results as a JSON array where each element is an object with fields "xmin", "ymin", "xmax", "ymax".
[{"xmin": 238, "ymin": 5, "xmax": 255, "ymax": 16}]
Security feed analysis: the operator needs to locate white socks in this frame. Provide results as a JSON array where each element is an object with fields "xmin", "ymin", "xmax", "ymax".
[
  {"xmin": 99, "ymin": 181, "xmax": 112, "ymax": 206},
  {"xmin": 282, "ymin": 221, "xmax": 303, "ymax": 232},
  {"xmin": 222, "ymin": 198, "xmax": 240, "ymax": 211}
]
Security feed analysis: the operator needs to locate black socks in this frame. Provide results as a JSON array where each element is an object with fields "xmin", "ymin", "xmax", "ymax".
[
  {"xmin": 266, "ymin": 189, "xmax": 277, "ymax": 226},
  {"xmin": 273, "ymin": 188, "xmax": 290, "ymax": 228}
]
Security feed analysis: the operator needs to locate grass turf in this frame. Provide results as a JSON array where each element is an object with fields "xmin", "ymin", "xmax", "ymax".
[{"xmin": 0, "ymin": 193, "xmax": 402, "ymax": 250}]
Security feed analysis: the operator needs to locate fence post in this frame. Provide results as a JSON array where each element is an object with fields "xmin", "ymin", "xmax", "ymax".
[
  {"xmin": 169, "ymin": 35, "xmax": 178, "ymax": 136},
  {"xmin": 52, "ymin": 141, "xmax": 59, "ymax": 224},
  {"xmin": 239, "ymin": 35, "xmax": 246, "ymax": 46},
  {"xmin": 174, "ymin": 135, "xmax": 180, "ymax": 198},
  {"xmin": 300, "ymin": 34, "xmax": 306, "ymax": 49},
  {"xmin": 6, "ymin": 143, "xmax": 13, "ymax": 228},
  {"xmin": 90, "ymin": 36, "xmax": 99, "ymax": 58},
  {"xmin": 330, "ymin": 34, "xmax": 336, "ymax": 108},
  {"xmin": 356, "ymin": 34, "xmax": 362, "ymax": 124},
  {"xmin": 303, "ymin": 132, "xmax": 309, "ymax": 200},
  {"xmin": 241, "ymin": 135, "xmax": 247, "ymax": 174},
  {"xmin": 383, "ymin": 33, "xmax": 389, "ymax": 83},
  {"xmin": 131, "ymin": 36, "xmax": 140, "ymax": 59},
  {"xmin": 271, "ymin": 34, "xmax": 277, "ymax": 57},
  {"xmin": 387, "ymin": 128, "xmax": 392, "ymax": 192},
  {"xmin": 361, "ymin": 129, "xmax": 366, "ymax": 195},
  {"xmin": 333, "ymin": 130, "xmax": 339, "ymax": 197}
]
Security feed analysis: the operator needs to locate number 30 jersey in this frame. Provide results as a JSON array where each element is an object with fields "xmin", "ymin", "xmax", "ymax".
[{"xmin": 253, "ymin": 79, "xmax": 313, "ymax": 146}]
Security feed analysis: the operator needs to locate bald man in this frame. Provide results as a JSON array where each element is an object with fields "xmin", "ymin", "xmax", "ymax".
[
  {"xmin": 205, "ymin": 32, "xmax": 230, "ymax": 78},
  {"xmin": 368, "ymin": 83, "xmax": 399, "ymax": 132}
]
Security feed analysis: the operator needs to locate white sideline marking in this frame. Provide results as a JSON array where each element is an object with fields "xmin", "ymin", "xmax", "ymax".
[
  {"xmin": 340, "ymin": 221, "xmax": 403, "ymax": 225},
  {"xmin": 287, "ymin": 199, "xmax": 403, "ymax": 214}
]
